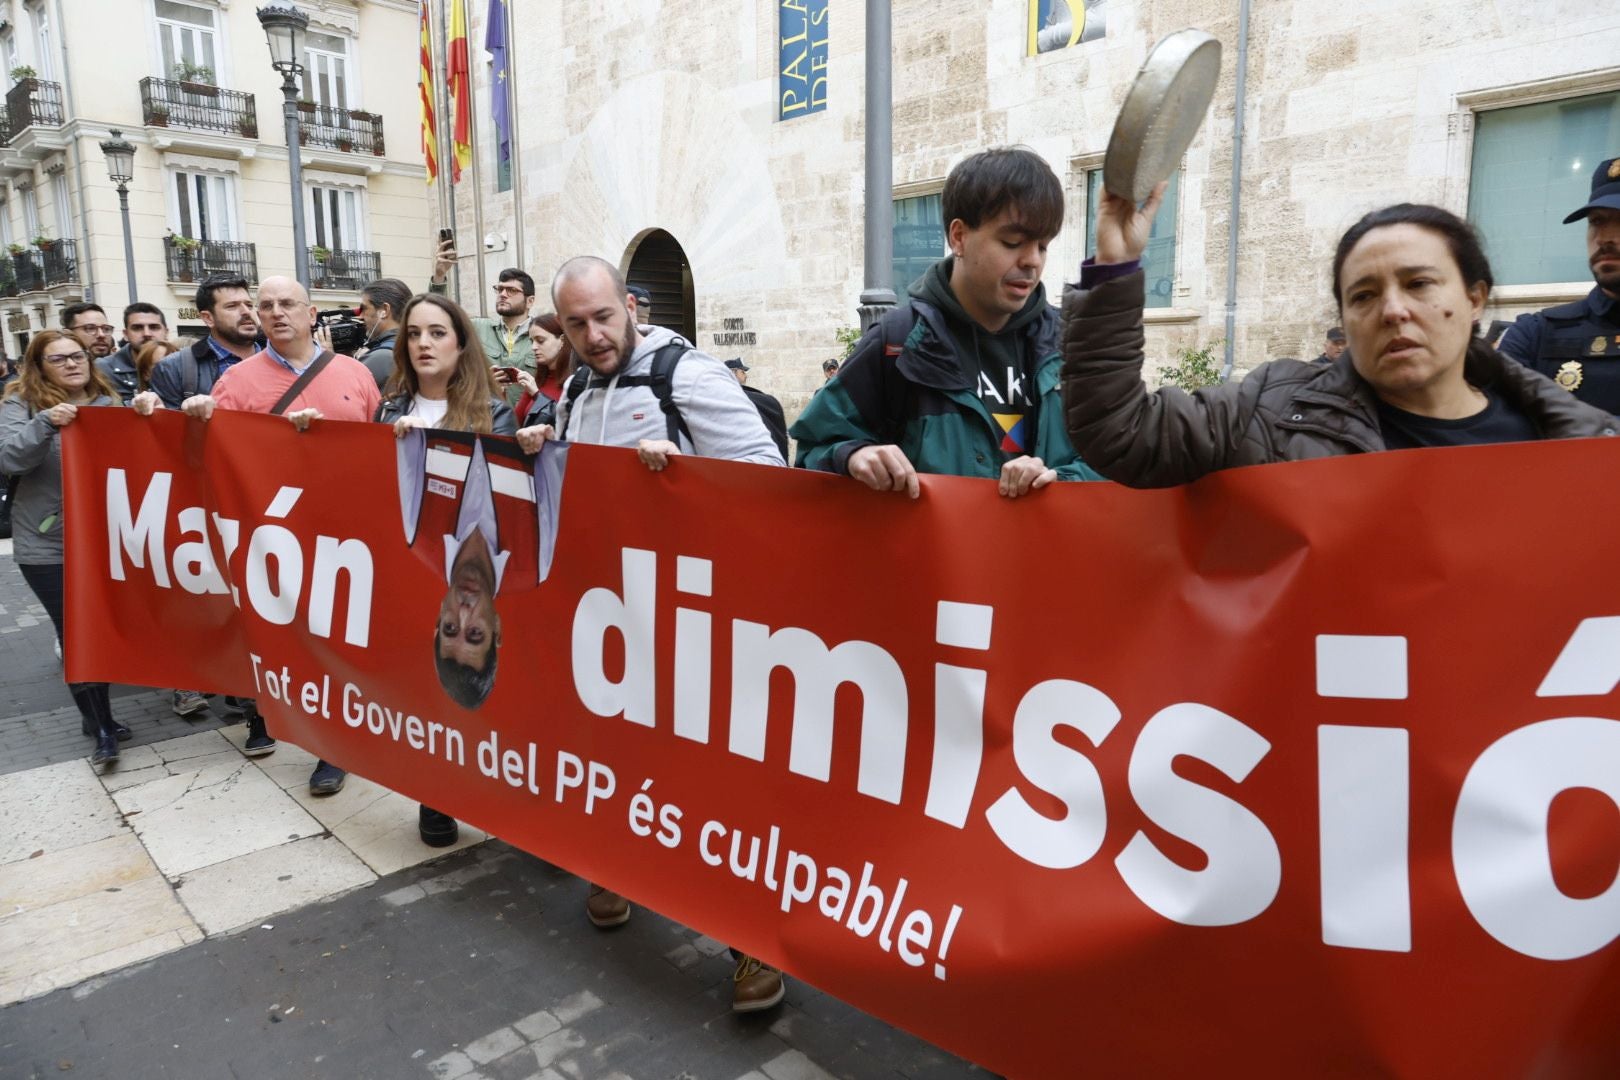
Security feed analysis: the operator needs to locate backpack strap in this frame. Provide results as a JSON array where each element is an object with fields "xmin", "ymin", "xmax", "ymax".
[
  {"xmin": 644, "ymin": 340, "xmax": 691, "ymax": 445},
  {"xmin": 559, "ymin": 365, "xmax": 591, "ymax": 435},
  {"xmin": 181, "ymin": 341, "xmax": 203, "ymax": 399},
  {"xmin": 872, "ymin": 300, "xmax": 917, "ymax": 443}
]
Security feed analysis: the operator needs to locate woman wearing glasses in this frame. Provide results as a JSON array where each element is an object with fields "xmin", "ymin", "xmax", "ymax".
[{"xmin": 0, "ymin": 329, "xmax": 161, "ymax": 765}]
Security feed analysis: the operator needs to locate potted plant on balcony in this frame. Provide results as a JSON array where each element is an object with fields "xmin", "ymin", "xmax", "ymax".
[
  {"xmin": 336, "ymin": 135, "xmax": 354, "ymax": 152},
  {"xmin": 310, "ymin": 244, "xmax": 330, "ymax": 287},
  {"xmin": 237, "ymin": 115, "xmax": 257, "ymax": 139},
  {"xmin": 174, "ymin": 61, "xmax": 219, "ymax": 97},
  {"xmin": 169, "ymin": 234, "xmax": 201, "ymax": 283},
  {"xmin": 6, "ymin": 242, "xmax": 25, "ymax": 256},
  {"xmin": 9, "ymin": 65, "xmax": 36, "ymax": 89},
  {"xmin": 33, "ymin": 233, "xmax": 54, "ymax": 253},
  {"xmin": 147, "ymin": 103, "xmax": 169, "ymax": 127}
]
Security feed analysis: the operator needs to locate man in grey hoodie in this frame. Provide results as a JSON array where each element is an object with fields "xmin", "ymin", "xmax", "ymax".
[{"xmin": 514, "ymin": 255, "xmax": 784, "ymax": 1013}]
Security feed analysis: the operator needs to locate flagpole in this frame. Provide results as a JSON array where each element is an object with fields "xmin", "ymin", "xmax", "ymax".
[
  {"xmin": 503, "ymin": 0, "xmax": 525, "ymax": 274},
  {"xmin": 465, "ymin": 0, "xmax": 489, "ymax": 318},
  {"xmin": 434, "ymin": 0, "xmax": 460, "ymax": 302}
]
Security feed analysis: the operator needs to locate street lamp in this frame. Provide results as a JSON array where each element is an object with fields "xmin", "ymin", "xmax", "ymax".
[
  {"xmin": 99, "ymin": 128, "xmax": 139, "ymax": 304},
  {"xmin": 257, "ymin": 4, "xmax": 311, "ymax": 291}
]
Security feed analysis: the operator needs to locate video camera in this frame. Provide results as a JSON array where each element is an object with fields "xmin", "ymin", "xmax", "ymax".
[{"xmin": 316, "ymin": 306, "xmax": 368, "ymax": 356}]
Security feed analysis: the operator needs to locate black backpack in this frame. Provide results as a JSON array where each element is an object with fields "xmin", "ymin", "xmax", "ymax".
[{"xmin": 560, "ymin": 339, "xmax": 788, "ymax": 457}]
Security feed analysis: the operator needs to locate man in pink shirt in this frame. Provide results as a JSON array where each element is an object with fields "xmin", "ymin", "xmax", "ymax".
[{"xmin": 182, "ymin": 274, "xmax": 380, "ymax": 795}]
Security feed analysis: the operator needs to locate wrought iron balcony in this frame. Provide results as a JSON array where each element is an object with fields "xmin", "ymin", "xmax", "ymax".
[
  {"xmin": 296, "ymin": 102, "xmax": 384, "ymax": 156},
  {"xmin": 141, "ymin": 77, "xmax": 258, "ymax": 139},
  {"xmin": 0, "ymin": 107, "xmax": 10, "ymax": 147},
  {"xmin": 11, "ymin": 249, "xmax": 44, "ymax": 292},
  {"xmin": 5, "ymin": 78, "xmax": 64, "ymax": 137},
  {"xmin": 0, "ymin": 255, "xmax": 16, "ymax": 298},
  {"xmin": 40, "ymin": 238, "xmax": 77, "ymax": 286},
  {"xmin": 307, "ymin": 247, "xmax": 379, "ymax": 291},
  {"xmin": 164, "ymin": 236, "xmax": 258, "ymax": 285}
]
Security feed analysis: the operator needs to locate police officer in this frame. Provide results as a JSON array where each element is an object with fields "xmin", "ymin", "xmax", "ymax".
[{"xmin": 1498, "ymin": 155, "xmax": 1620, "ymax": 413}]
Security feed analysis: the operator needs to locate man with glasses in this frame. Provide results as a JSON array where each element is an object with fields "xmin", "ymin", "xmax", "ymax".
[
  {"xmin": 179, "ymin": 275, "xmax": 380, "ymax": 796},
  {"xmin": 427, "ymin": 236, "xmax": 538, "ymax": 404},
  {"xmin": 60, "ymin": 303, "xmax": 116, "ymax": 360}
]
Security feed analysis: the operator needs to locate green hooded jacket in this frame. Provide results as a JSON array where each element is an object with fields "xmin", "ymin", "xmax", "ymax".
[{"xmin": 791, "ymin": 258, "xmax": 1102, "ymax": 482}]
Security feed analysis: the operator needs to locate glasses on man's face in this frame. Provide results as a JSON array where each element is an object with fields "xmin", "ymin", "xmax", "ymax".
[
  {"xmin": 493, "ymin": 285, "xmax": 525, "ymax": 298},
  {"xmin": 43, "ymin": 350, "xmax": 87, "ymax": 367},
  {"xmin": 76, "ymin": 324, "xmax": 114, "ymax": 336}
]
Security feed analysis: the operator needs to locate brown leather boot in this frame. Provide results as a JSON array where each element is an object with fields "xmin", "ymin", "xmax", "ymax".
[
  {"xmin": 731, "ymin": 953, "xmax": 785, "ymax": 1012},
  {"xmin": 585, "ymin": 884, "xmax": 630, "ymax": 928}
]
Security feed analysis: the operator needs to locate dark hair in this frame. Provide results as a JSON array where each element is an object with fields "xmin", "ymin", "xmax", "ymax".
[
  {"xmin": 498, "ymin": 267, "xmax": 536, "ymax": 297},
  {"xmin": 361, "ymin": 277, "xmax": 412, "ymax": 321},
  {"xmin": 941, "ymin": 147, "xmax": 1064, "ymax": 242},
  {"xmin": 195, "ymin": 274, "xmax": 251, "ymax": 315},
  {"xmin": 60, "ymin": 302, "xmax": 106, "ymax": 329},
  {"xmin": 1332, "ymin": 203, "xmax": 1498, "ymax": 378},
  {"xmin": 434, "ymin": 627, "xmax": 497, "ymax": 709},
  {"xmin": 123, "ymin": 302, "xmax": 167, "ymax": 328},
  {"xmin": 1332, "ymin": 204, "xmax": 1494, "ymax": 309}
]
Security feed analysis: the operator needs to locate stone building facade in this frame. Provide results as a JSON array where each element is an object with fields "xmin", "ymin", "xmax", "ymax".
[{"xmin": 443, "ymin": 0, "xmax": 1620, "ymax": 422}]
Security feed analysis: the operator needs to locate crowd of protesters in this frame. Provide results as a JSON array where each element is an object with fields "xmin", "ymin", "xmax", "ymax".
[{"xmin": 2, "ymin": 143, "xmax": 1618, "ymax": 1014}]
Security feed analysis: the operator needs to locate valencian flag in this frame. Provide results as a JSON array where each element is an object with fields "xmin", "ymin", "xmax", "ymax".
[
  {"xmin": 447, "ymin": 0, "xmax": 472, "ymax": 182},
  {"xmin": 486, "ymin": 0, "xmax": 511, "ymax": 169},
  {"xmin": 418, "ymin": 1, "xmax": 438, "ymax": 183}
]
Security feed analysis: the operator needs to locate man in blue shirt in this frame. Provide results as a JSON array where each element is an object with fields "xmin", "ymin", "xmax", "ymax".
[{"xmin": 148, "ymin": 274, "xmax": 261, "ymax": 409}]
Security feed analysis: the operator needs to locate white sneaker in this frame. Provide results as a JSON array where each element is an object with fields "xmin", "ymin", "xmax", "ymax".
[{"xmin": 53, "ymin": 637, "xmax": 61, "ymax": 662}]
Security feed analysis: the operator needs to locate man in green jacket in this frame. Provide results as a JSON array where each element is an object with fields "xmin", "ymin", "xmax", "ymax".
[
  {"xmin": 429, "ymin": 237, "xmax": 536, "ymax": 404},
  {"xmin": 791, "ymin": 146, "xmax": 1101, "ymax": 495}
]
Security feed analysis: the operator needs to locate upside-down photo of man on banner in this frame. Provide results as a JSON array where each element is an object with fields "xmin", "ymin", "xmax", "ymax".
[{"xmin": 62, "ymin": 408, "xmax": 1620, "ymax": 1076}]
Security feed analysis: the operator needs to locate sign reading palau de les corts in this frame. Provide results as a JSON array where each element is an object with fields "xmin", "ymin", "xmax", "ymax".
[
  {"xmin": 778, "ymin": 0, "xmax": 828, "ymax": 121},
  {"xmin": 63, "ymin": 408, "xmax": 1620, "ymax": 1077}
]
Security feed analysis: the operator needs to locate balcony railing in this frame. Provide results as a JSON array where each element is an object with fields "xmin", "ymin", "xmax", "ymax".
[
  {"xmin": 307, "ymin": 247, "xmax": 379, "ymax": 291},
  {"xmin": 164, "ymin": 237, "xmax": 258, "ymax": 285},
  {"xmin": 4, "ymin": 79, "xmax": 64, "ymax": 139},
  {"xmin": 141, "ymin": 77, "xmax": 258, "ymax": 139},
  {"xmin": 0, "ymin": 107, "xmax": 10, "ymax": 146},
  {"xmin": 0, "ymin": 255, "xmax": 16, "ymax": 297},
  {"xmin": 296, "ymin": 102, "xmax": 384, "ymax": 156},
  {"xmin": 12, "ymin": 249, "xmax": 44, "ymax": 292},
  {"xmin": 40, "ymin": 238, "xmax": 77, "ymax": 286}
]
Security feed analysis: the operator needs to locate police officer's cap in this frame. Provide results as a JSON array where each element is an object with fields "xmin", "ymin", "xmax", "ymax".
[{"xmin": 1563, "ymin": 155, "xmax": 1620, "ymax": 223}]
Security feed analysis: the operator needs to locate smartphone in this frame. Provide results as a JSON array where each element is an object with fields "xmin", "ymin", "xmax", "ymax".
[
  {"xmin": 438, "ymin": 227, "xmax": 455, "ymax": 247},
  {"xmin": 495, "ymin": 366, "xmax": 521, "ymax": 383}
]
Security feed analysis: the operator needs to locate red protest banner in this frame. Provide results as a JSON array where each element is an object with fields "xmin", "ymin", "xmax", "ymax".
[{"xmin": 63, "ymin": 407, "xmax": 1620, "ymax": 1077}]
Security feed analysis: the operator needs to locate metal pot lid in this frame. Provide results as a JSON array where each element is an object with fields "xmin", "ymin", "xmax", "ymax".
[{"xmin": 1103, "ymin": 30, "xmax": 1222, "ymax": 203}]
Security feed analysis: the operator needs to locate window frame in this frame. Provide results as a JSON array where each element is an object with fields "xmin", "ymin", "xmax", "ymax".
[
  {"xmin": 304, "ymin": 179, "xmax": 368, "ymax": 252},
  {"xmin": 167, "ymin": 165, "xmax": 242, "ymax": 243},
  {"xmin": 890, "ymin": 180, "xmax": 946, "ymax": 297},
  {"xmin": 1077, "ymin": 162, "xmax": 1184, "ymax": 311},
  {"xmin": 151, "ymin": 0, "xmax": 227, "ymax": 84},
  {"xmin": 50, "ymin": 171, "xmax": 71, "ymax": 242},
  {"xmin": 301, "ymin": 27, "xmax": 355, "ymax": 110}
]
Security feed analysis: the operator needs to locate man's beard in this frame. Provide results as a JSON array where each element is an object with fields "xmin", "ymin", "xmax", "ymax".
[
  {"xmin": 584, "ymin": 319, "xmax": 635, "ymax": 376},
  {"xmin": 213, "ymin": 321, "xmax": 257, "ymax": 348},
  {"xmin": 1593, "ymin": 247, "xmax": 1620, "ymax": 296}
]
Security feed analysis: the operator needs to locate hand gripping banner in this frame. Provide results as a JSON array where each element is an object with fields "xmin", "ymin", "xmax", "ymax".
[{"xmin": 62, "ymin": 409, "xmax": 1620, "ymax": 1077}]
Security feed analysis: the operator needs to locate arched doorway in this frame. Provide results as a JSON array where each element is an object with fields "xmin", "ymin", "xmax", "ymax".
[{"xmin": 623, "ymin": 229, "xmax": 696, "ymax": 343}]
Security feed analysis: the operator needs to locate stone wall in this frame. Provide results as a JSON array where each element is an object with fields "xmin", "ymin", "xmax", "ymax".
[{"xmin": 447, "ymin": 0, "xmax": 1620, "ymax": 423}]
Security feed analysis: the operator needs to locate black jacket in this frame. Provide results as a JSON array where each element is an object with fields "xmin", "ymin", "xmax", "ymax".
[{"xmin": 374, "ymin": 392, "xmax": 517, "ymax": 436}]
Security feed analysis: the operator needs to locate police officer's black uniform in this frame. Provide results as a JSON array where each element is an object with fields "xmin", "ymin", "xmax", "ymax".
[{"xmin": 1499, "ymin": 156, "xmax": 1620, "ymax": 414}]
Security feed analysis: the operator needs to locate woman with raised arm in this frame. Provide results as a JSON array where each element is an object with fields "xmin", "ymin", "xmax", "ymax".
[{"xmin": 1060, "ymin": 192, "xmax": 1615, "ymax": 486}]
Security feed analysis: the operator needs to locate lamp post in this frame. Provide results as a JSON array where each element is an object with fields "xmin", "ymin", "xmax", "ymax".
[
  {"xmin": 857, "ymin": 0, "xmax": 896, "ymax": 330},
  {"xmin": 257, "ymin": 4, "xmax": 311, "ymax": 291},
  {"xmin": 99, "ymin": 128, "xmax": 139, "ymax": 304}
]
